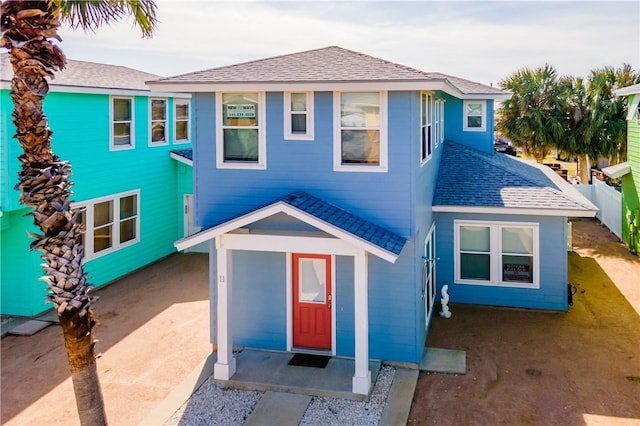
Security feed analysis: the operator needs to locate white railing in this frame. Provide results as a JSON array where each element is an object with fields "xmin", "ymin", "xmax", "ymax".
[{"xmin": 573, "ymin": 179, "xmax": 622, "ymax": 239}]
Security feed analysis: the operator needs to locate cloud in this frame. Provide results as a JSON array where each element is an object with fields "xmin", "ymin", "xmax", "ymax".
[{"xmin": 56, "ymin": 1, "xmax": 639, "ymax": 85}]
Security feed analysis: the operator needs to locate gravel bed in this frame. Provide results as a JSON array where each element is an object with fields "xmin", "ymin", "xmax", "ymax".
[{"xmin": 165, "ymin": 365, "xmax": 395, "ymax": 426}]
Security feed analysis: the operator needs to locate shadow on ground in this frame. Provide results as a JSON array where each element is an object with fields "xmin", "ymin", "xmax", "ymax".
[
  {"xmin": 1, "ymin": 252, "xmax": 210, "ymax": 424},
  {"xmin": 409, "ymin": 221, "xmax": 640, "ymax": 425}
]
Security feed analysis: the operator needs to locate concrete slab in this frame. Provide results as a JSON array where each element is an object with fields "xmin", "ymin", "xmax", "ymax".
[
  {"xmin": 420, "ymin": 347, "xmax": 466, "ymax": 375},
  {"xmin": 378, "ymin": 368, "xmax": 419, "ymax": 426},
  {"xmin": 218, "ymin": 349, "xmax": 381, "ymax": 401},
  {"xmin": 7, "ymin": 320, "xmax": 52, "ymax": 336},
  {"xmin": 244, "ymin": 391, "xmax": 312, "ymax": 426},
  {"xmin": 35, "ymin": 309, "xmax": 60, "ymax": 323}
]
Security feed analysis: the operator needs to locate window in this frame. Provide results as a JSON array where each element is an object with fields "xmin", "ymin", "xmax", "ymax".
[
  {"xmin": 420, "ymin": 92, "xmax": 432, "ymax": 163},
  {"xmin": 463, "ymin": 100, "xmax": 486, "ymax": 131},
  {"xmin": 74, "ymin": 190, "xmax": 140, "ymax": 260},
  {"xmin": 111, "ymin": 97, "xmax": 134, "ymax": 150},
  {"xmin": 434, "ymin": 99, "xmax": 440, "ymax": 150},
  {"xmin": 149, "ymin": 98, "xmax": 167, "ymax": 146},
  {"xmin": 334, "ymin": 91, "xmax": 388, "ymax": 172},
  {"xmin": 284, "ymin": 92, "xmax": 314, "ymax": 140},
  {"xmin": 440, "ymin": 100, "xmax": 445, "ymax": 143},
  {"xmin": 174, "ymin": 98, "xmax": 190, "ymax": 144},
  {"xmin": 216, "ymin": 92, "xmax": 266, "ymax": 169},
  {"xmin": 455, "ymin": 220, "xmax": 539, "ymax": 288}
]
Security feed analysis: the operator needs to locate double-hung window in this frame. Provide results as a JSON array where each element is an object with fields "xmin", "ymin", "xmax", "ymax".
[
  {"xmin": 438, "ymin": 100, "xmax": 445, "ymax": 143},
  {"xmin": 74, "ymin": 190, "xmax": 140, "ymax": 260},
  {"xmin": 149, "ymin": 98, "xmax": 168, "ymax": 146},
  {"xmin": 334, "ymin": 91, "xmax": 387, "ymax": 172},
  {"xmin": 463, "ymin": 100, "xmax": 486, "ymax": 131},
  {"xmin": 455, "ymin": 220, "xmax": 539, "ymax": 288},
  {"xmin": 420, "ymin": 92, "xmax": 432, "ymax": 164},
  {"xmin": 284, "ymin": 92, "xmax": 314, "ymax": 140},
  {"xmin": 111, "ymin": 97, "xmax": 134, "ymax": 150},
  {"xmin": 216, "ymin": 92, "xmax": 266, "ymax": 169},
  {"xmin": 174, "ymin": 98, "xmax": 190, "ymax": 144}
]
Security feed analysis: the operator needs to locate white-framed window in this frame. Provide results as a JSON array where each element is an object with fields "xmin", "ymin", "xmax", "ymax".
[
  {"xmin": 149, "ymin": 98, "xmax": 168, "ymax": 146},
  {"xmin": 420, "ymin": 92, "xmax": 432, "ymax": 164},
  {"xmin": 284, "ymin": 92, "xmax": 314, "ymax": 140},
  {"xmin": 74, "ymin": 190, "xmax": 140, "ymax": 261},
  {"xmin": 434, "ymin": 99, "xmax": 440, "ymax": 150},
  {"xmin": 454, "ymin": 220, "xmax": 539, "ymax": 288},
  {"xmin": 216, "ymin": 92, "xmax": 266, "ymax": 169},
  {"xmin": 174, "ymin": 98, "xmax": 190, "ymax": 144},
  {"xmin": 110, "ymin": 96, "xmax": 134, "ymax": 150},
  {"xmin": 438, "ymin": 99, "xmax": 445, "ymax": 144},
  {"xmin": 463, "ymin": 100, "xmax": 486, "ymax": 131},
  {"xmin": 334, "ymin": 91, "xmax": 388, "ymax": 172}
]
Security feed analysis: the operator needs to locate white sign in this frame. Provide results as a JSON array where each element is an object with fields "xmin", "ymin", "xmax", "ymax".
[{"xmin": 226, "ymin": 104, "xmax": 255, "ymax": 118}]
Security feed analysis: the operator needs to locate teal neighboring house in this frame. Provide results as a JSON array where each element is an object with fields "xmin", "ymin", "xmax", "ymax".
[
  {"xmin": 1, "ymin": 55, "xmax": 195, "ymax": 317},
  {"xmin": 603, "ymin": 83, "xmax": 640, "ymax": 254}
]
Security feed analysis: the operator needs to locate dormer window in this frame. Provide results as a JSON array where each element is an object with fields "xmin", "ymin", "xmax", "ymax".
[
  {"xmin": 463, "ymin": 100, "xmax": 486, "ymax": 131},
  {"xmin": 334, "ymin": 91, "xmax": 388, "ymax": 172}
]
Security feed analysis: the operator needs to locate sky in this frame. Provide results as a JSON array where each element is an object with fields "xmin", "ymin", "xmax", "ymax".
[{"xmin": 56, "ymin": 1, "xmax": 640, "ymax": 87}]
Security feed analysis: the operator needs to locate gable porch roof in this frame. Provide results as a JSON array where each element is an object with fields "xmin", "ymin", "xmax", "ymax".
[
  {"xmin": 433, "ymin": 141, "xmax": 598, "ymax": 217},
  {"xmin": 175, "ymin": 191, "xmax": 407, "ymax": 263}
]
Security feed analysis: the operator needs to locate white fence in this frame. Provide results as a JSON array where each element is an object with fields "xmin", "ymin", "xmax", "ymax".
[{"xmin": 574, "ymin": 179, "xmax": 622, "ymax": 239}]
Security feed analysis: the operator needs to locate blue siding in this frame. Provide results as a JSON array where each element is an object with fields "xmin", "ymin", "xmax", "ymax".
[
  {"xmin": 443, "ymin": 95, "xmax": 495, "ymax": 154},
  {"xmin": 435, "ymin": 212, "xmax": 569, "ymax": 311},
  {"xmin": 194, "ymin": 91, "xmax": 413, "ymax": 237},
  {"xmin": 231, "ymin": 251, "xmax": 287, "ymax": 350}
]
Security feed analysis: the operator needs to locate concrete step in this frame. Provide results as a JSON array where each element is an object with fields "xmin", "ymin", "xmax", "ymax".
[
  {"xmin": 244, "ymin": 391, "xmax": 312, "ymax": 426},
  {"xmin": 378, "ymin": 368, "xmax": 419, "ymax": 426}
]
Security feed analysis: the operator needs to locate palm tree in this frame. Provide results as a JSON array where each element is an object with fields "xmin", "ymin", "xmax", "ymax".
[
  {"xmin": 0, "ymin": 1, "xmax": 157, "ymax": 424},
  {"xmin": 496, "ymin": 64, "xmax": 565, "ymax": 161},
  {"xmin": 586, "ymin": 64, "xmax": 640, "ymax": 166},
  {"xmin": 559, "ymin": 75, "xmax": 593, "ymax": 183}
]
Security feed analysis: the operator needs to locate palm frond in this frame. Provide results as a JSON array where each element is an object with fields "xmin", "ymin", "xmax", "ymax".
[{"xmin": 51, "ymin": 0, "xmax": 158, "ymax": 37}]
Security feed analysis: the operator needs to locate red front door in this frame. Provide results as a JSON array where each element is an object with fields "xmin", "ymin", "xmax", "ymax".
[{"xmin": 292, "ymin": 254, "xmax": 332, "ymax": 350}]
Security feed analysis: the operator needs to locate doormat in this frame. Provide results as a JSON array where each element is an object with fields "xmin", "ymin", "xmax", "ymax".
[{"xmin": 288, "ymin": 353, "xmax": 331, "ymax": 368}]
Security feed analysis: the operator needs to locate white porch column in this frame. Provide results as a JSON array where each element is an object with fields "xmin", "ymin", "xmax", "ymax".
[
  {"xmin": 352, "ymin": 250, "xmax": 371, "ymax": 395},
  {"xmin": 214, "ymin": 236, "xmax": 236, "ymax": 380},
  {"xmin": 209, "ymin": 238, "xmax": 216, "ymax": 346}
]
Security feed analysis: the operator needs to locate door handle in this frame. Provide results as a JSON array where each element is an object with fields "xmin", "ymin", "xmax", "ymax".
[{"xmin": 328, "ymin": 304, "xmax": 332, "ymax": 309}]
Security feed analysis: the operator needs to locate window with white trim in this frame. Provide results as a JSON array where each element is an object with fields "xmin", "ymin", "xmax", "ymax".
[
  {"xmin": 75, "ymin": 190, "xmax": 140, "ymax": 260},
  {"xmin": 438, "ymin": 99, "xmax": 445, "ymax": 144},
  {"xmin": 463, "ymin": 100, "xmax": 486, "ymax": 131},
  {"xmin": 111, "ymin": 97, "xmax": 134, "ymax": 150},
  {"xmin": 174, "ymin": 98, "xmax": 190, "ymax": 144},
  {"xmin": 284, "ymin": 92, "xmax": 314, "ymax": 140},
  {"xmin": 216, "ymin": 92, "xmax": 266, "ymax": 169},
  {"xmin": 420, "ymin": 92, "xmax": 433, "ymax": 164},
  {"xmin": 334, "ymin": 91, "xmax": 388, "ymax": 172},
  {"xmin": 455, "ymin": 220, "xmax": 539, "ymax": 288},
  {"xmin": 434, "ymin": 99, "xmax": 440, "ymax": 150},
  {"xmin": 149, "ymin": 98, "xmax": 168, "ymax": 146}
]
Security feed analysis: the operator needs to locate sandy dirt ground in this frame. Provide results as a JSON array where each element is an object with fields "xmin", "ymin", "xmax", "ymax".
[
  {"xmin": 409, "ymin": 218, "xmax": 640, "ymax": 425},
  {"xmin": 1, "ymin": 253, "xmax": 212, "ymax": 426},
  {"xmin": 2, "ymin": 218, "xmax": 639, "ymax": 425}
]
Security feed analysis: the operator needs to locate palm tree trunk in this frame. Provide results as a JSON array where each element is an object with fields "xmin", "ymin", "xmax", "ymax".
[
  {"xmin": 1, "ymin": 2, "xmax": 107, "ymax": 425},
  {"xmin": 578, "ymin": 155, "xmax": 590, "ymax": 184}
]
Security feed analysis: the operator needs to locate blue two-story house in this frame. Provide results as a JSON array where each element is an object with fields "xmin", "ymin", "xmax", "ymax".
[{"xmin": 146, "ymin": 46, "xmax": 597, "ymax": 395}]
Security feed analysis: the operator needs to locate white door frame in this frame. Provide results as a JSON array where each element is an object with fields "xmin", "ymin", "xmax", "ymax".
[{"xmin": 286, "ymin": 253, "xmax": 337, "ymax": 355}]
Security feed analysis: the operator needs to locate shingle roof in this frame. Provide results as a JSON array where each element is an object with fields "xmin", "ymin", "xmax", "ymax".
[
  {"xmin": 170, "ymin": 149, "xmax": 193, "ymax": 161},
  {"xmin": 1, "ymin": 53, "xmax": 161, "ymax": 91},
  {"xmin": 433, "ymin": 141, "xmax": 598, "ymax": 215},
  {"xmin": 150, "ymin": 46, "xmax": 504, "ymax": 96},
  {"xmin": 281, "ymin": 191, "xmax": 407, "ymax": 256}
]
